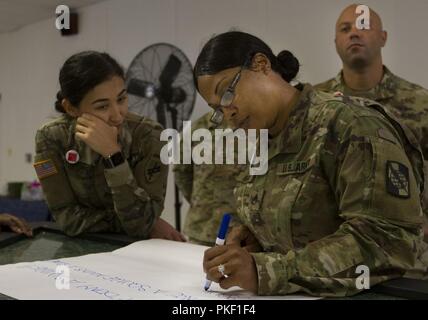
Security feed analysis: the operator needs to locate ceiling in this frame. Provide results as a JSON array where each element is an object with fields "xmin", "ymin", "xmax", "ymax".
[{"xmin": 0, "ymin": 0, "xmax": 105, "ymax": 33}]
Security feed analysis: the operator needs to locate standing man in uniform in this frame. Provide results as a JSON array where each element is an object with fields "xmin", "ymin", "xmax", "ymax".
[
  {"xmin": 315, "ymin": 4, "xmax": 428, "ymax": 239},
  {"xmin": 174, "ymin": 112, "xmax": 243, "ymax": 245}
]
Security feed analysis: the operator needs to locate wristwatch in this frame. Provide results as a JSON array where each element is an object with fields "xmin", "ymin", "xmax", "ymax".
[{"xmin": 103, "ymin": 151, "xmax": 125, "ymax": 168}]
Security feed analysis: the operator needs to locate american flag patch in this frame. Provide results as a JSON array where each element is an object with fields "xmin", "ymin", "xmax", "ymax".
[{"xmin": 33, "ymin": 159, "xmax": 58, "ymax": 179}]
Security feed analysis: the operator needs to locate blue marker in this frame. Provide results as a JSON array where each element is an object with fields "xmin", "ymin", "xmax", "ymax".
[{"xmin": 204, "ymin": 213, "xmax": 231, "ymax": 291}]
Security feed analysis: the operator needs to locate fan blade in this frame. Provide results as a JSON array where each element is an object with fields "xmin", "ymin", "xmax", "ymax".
[
  {"xmin": 155, "ymin": 100, "xmax": 167, "ymax": 128},
  {"xmin": 127, "ymin": 78, "xmax": 156, "ymax": 98},
  {"xmin": 159, "ymin": 54, "xmax": 182, "ymax": 88}
]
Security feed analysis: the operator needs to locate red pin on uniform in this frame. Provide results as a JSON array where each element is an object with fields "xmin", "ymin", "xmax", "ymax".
[{"xmin": 65, "ymin": 150, "xmax": 80, "ymax": 164}]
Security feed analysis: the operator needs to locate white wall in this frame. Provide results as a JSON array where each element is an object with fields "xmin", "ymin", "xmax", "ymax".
[{"xmin": 0, "ymin": 0, "xmax": 427, "ymax": 228}]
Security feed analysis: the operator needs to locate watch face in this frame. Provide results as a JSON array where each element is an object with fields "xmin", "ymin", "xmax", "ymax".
[
  {"xmin": 104, "ymin": 152, "xmax": 125, "ymax": 168},
  {"xmin": 111, "ymin": 152, "xmax": 125, "ymax": 166}
]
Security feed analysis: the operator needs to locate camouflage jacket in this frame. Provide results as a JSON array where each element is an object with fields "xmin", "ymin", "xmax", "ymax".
[
  {"xmin": 34, "ymin": 113, "xmax": 168, "ymax": 238},
  {"xmin": 315, "ymin": 66, "xmax": 428, "ymax": 159},
  {"xmin": 235, "ymin": 84, "xmax": 427, "ymax": 297},
  {"xmin": 173, "ymin": 112, "xmax": 244, "ymax": 245}
]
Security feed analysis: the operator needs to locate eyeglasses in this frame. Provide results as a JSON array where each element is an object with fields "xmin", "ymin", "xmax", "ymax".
[{"xmin": 209, "ymin": 67, "xmax": 243, "ymax": 126}]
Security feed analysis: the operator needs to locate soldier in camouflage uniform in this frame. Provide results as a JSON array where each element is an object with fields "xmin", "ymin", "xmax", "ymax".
[
  {"xmin": 197, "ymin": 31, "xmax": 427, "ymax": 297},
  {"xmin": 34, "ymin": 51, "xmax": 184, "ymax": 240},
  {"xmin": 173, "ymin": 112, "xmax": 243, "ymax": 246},
  {"xmin": 316, "ymin": 68, "xmax": 428, "ymax": 158},
  {"xmin": 314, "ymin": 4, "xmax": 428, "ymax": 238}
]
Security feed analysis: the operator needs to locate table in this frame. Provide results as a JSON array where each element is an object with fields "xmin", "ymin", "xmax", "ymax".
[
  {"xmin": 0, "ymin": 222, "xmax": 137, "ymax": 300},
  {"xmin": 0, "ymin": 222, "xmax": 421, "ymax": 300}
]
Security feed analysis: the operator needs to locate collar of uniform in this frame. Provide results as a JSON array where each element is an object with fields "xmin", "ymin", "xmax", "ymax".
[
  {"xmin": 268, "ymin": 84, "xmax": 312, "ymax": 160},
  {"xmin": 334, "ymin": 66, "xmax": 396, "ymax": 101},
  {"xmin": 66, "ymin": 115, "xmax": 133, "ymax": 166}
]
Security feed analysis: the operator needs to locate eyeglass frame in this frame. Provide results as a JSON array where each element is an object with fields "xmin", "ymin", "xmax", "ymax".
[{"xmin": 209, "ymin": 59, "xmax": 250, "ymax": 126}]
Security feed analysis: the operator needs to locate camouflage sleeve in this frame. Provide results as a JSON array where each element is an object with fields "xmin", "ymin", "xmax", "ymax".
[
  {"xmin": 172, "ymin": 129, "xmax": 193, "ymax": 203},
  {"xmin": 35, "ymin": 125, "xmax": 168, "ymax": 239},
  {"xmin": 173, "ymin": 164, "xmax": 193, "ymax": 203},
  {"xmin": 172, "ymin": 111, "xmax": 215, "ymax": 203},
  {"xmin": 103, "ymin": 124, "xmax": 168, "ymax": 238},
  {"xmin": 251, "ymin": 114, "xmax": 425, "ymax": 297},
  {"xmin": 406, "ymin": 87, "xmax": 428, "ymax": 161},
  {"xmin": 34, "ymin": 129, "xmax": 122, "ymax": 236}
]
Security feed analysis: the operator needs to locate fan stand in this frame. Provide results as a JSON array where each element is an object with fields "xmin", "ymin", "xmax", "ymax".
[
  {"xmin": 168, "ymin": 104, "xmax": 182, "ymax": 232},
  {"xmin": 126, "ymin": 43, "xmax": 196, "ymax": 233}
]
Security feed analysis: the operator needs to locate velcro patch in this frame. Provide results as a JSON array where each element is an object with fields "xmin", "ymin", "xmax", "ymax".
[
  {"xmin": 34, "ymin": 159, "xmax": 58, "ymax": 180},
  {"xmin": 386, "ymin": 161, "xmax": 410, "ymax": 198}
]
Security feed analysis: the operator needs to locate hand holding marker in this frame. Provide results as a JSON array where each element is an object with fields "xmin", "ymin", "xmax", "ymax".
[{"xmin": 204, "ymin": 213, "xmax": 231, "ymax": 291}]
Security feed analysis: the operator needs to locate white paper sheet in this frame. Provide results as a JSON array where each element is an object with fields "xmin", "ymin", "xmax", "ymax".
[{"xmin": 0, "ymin": 239, "xmax": 318, "ymax": 300}]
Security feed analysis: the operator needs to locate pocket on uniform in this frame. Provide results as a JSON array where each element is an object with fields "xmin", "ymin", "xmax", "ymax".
[
  {"xmin": 65, "ymin": 162, "xmax": 94, "ymax": 178},
  {"xmin": 248, "ymin": 189, "xmax": 265, "ymax": 213},
  {"xmin": 64, "ymin": 163, "xmax": 95, "ymax": 199},
  {"xmin": 275, "ymin": 178, "xmax": 303, "ymax": 248},
  {"xmin": 235, "ymin": 183, "xmax": 265, "ymax": 227},
  {"xmin": 276, "ymin": 177, "xmax": 303, "ymax": 211}
]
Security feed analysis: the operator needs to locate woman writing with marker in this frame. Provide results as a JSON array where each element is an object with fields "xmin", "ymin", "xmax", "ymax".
[{"xmin": 198, "ymin": 32, "xmax": 427, "ymax": 296}]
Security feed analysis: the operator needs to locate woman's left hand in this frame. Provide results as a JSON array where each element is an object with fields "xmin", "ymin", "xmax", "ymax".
[
  {"xmin": 203, "ymin": 244, "xmax": 258, "ymax": 293},
  {"xmin": 75, "ymin": 113, "xmax": 121, "ymax": 157},
  {"xmin": 150, "ymin": 218, "xmax": 187, "ymax": 242},
  {"xmin": 0, "ymin": 213, "xmax": 33, "ymax": 237}
]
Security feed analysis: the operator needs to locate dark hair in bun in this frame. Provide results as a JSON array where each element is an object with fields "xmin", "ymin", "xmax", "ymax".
[
  {"xmin": 194, "ymin": 31, "xmax": 300, "ymax": 89},
  {"xmin": 55, "ymin": 91, "xmax": 65, "ymax": 113},
  {"xmin": 276, "ymin": 50, "xmax": 300, "ymax": 82}
]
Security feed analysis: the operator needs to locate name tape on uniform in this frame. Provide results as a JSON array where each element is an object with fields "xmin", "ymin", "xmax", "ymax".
[{"xmin": 277, "ymin": 160, "xmax": 311, "ymax": 175}]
